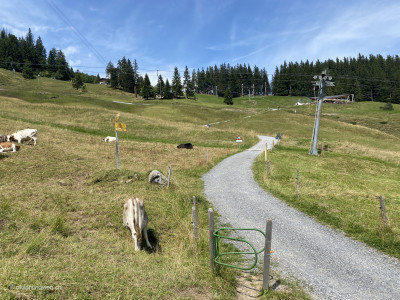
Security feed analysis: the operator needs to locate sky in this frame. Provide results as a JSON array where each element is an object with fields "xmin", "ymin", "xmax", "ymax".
[{"xmin": 1, "ymin": 0, "xmax": 400, "ymax": 84}]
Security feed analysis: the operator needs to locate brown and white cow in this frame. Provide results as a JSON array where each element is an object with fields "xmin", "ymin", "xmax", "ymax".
[
  {"xmin": 123, "ymin": 197, "xmax": 152, "ymax": 251},
  {"xmin": 8, "ymin": 129, "xmax": 37, "ymax": 145},
  {"xmin": 0, "ymin": 142, "xmax": 20, "ymax": 153}
]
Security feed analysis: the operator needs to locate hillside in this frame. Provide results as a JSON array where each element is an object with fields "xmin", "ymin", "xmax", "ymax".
[{"xmin": 1, "ymin": 68, "xmax": 399, "ymax": 299}]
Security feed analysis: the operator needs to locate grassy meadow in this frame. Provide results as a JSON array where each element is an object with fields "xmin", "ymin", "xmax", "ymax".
[{"xmin": 1, "ymin": 68, "xmax": 399, "ymax": 299}]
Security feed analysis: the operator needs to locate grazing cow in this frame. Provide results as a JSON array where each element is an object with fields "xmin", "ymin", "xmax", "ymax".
[
  {"xmin": 0, "ymin": 142, "xmax": 20, "ymax": 153},
  {"xmin": 177, "ymin": 143, "xmax": 193, "ymax": 149},
  {"xmin": 104, "ymin": 136, "xmax": 116, "ymax": 142},
  {"xmin": 123, "ymin": 197, "xmax": 152, "ymax": 251},
  {"xmin": 8, "ymin": 129, "xmax": 37, "ymax": 145}
]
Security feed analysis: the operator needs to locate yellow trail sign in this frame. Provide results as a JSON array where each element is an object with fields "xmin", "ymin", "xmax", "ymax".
[{"xmin": 115, "ymin": 122, "xmax": 127, "ymax": 131}]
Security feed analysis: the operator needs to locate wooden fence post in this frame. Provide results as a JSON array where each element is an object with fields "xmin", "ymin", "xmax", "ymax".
[
  {"xmin": 208, "ymin": 208, "xmax": 215, "ymax": 273},
  {"xmin": 167, "ymin": 166, "xmax": 172, "ymax": 188},
  {"xmin": 262, "ymin": 219, "xmax": 273, "ymax": 290},
  {"xmin": 379, "ymin": 196, "xmax": 388, "ymax": 225}
]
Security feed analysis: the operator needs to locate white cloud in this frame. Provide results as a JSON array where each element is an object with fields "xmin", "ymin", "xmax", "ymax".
[{"xmin": 64, "ymin": 46, "xmax": 78, "ymax": 56}]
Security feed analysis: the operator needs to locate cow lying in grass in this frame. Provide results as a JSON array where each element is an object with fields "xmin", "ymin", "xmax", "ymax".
[
  {"xmin": 8, "ymin": 128, "xmax": 37, "ymax": 145},
  {"xmin": 104, "ymin": 136, "xmax": 116, "ymax": 142},
  {"xmin": 123, "ymin": 197, "xmax": 152, "ymax": 251},
  {"xmin": 0, "ymin": 142, "xmax": 20, "ymax": 153},
  {"xmin": 177, "ymin": 143, "xmax": 193, "ymax": 149}
]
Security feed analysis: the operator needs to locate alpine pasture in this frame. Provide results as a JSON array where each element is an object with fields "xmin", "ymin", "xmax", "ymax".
[{"xmin": 1, "ymin": 68, "xmax": 399, "ymax": 299}]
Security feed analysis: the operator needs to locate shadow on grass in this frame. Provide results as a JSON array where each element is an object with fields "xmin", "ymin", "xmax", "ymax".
[{"xmin": 146, "ymin": 228, "xmax": 162, "ymax": 254}]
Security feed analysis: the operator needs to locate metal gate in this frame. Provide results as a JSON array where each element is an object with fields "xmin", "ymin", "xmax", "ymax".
[{"xmin": 213, "ymin": 227, "xmax": 266, "ymax": 271}]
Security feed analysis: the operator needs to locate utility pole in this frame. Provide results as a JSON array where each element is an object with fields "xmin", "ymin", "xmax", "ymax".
[
  {"xmin": 157, "ymin": 70, "xmax": 161, "ymax": 96},
  {"xmin": 310, "ymin": 70, "xmax": 334, "ymax": 156}
]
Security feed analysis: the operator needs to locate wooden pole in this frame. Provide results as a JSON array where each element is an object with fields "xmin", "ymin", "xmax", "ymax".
[
  {"xmin": 167, "ymin": 166, "xmax": 172, "ymax": 188},
  {"xmin": 379, "ymin": 196, "xmax": 388, "ymax": 225},
  {"xmin": 208, "ymin": 208, "xmax": 215, "ymax": 273},
  {"xmin": 115, "ymin": 130, "xmax": 120, "ymax": 169},
  {"xmin": 262, "ymin": 220, "xmax": 273, "ymax": 290}
]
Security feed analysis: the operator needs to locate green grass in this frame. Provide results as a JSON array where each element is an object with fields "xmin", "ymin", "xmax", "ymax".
[
  {"xmin": 253, "ymin": 116, "xmax": 400, "ymax": 259},
  {"xmin": 1, "ymin": 68, "xmax": 400, "ymax": 299}
]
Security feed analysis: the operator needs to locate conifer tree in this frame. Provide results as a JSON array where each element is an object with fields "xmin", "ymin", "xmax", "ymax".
[
  {"xmin": 34, "ymin": 36, "xmax": 46, "ymax": 71},
  {"xmin": 72, "ymin": 70, "xmax": 85, "ymax": 90},
  {"xmin": 224, "ymin": 88, "xmax": 233, "ymax": 105},
  {"xmin": 172, "ymin": 67, "xmax": 183, "ymax": 98},
  {"xmin": 155, "ymin": 74, "xmax": 165, "ymax": 97},
  {"xmin": 183, "ymin": 66, "xmax": 191, "ymax": 99},
  {"xmin": 140, "ymin": 74, "xmax": 154, "ymax": 99},
  {"xmin": 106, "ymin": 61, "xmax": 118, "ymax": 88},
  {"xmin": 163, "ymin": 79, "xmax": 172, "ymax": 99},
  {"xmin": 22, "ymin": 60, "xmax": 34, "ymax": 79}
]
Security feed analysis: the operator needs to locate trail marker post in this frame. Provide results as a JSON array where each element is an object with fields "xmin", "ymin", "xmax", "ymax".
[
  {"xmin": 236, "ymin": 135, "xmax": 243, "ymax": 149},
  {"xmin": 112, "ymin": 113, "xmax": 127, "ymax": 169}
]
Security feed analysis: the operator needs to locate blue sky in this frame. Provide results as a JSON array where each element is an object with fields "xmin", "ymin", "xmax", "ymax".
[{"xmin": 1, "ymin": 0, "xmax": 400, "ymax": 83}]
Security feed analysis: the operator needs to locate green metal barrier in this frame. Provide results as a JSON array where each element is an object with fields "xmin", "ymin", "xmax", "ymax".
[{"xmin": 213, "ymin": 227, "xmax": 266, "ymax": 271}]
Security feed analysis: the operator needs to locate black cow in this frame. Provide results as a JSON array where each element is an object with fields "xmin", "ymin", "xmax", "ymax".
[{"xmin": 177, "ymin": 143, "xmax": 193, "ymax": 149}]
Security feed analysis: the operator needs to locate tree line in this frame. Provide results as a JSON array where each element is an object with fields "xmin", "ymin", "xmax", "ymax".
[
  {"xmin": 106, "ymin": 61, "xmax": 271, "ymax": 100},
  {"xmin": 0, "ymin": 28, "xmax": 99, "ymax": 83},
  {"xmin": 272, "ymin": 54, "xmax": 400, "ymax": 103},
  {"xmin": 4, "ymin": 28, "xmax": 400, "ymax": 103}
]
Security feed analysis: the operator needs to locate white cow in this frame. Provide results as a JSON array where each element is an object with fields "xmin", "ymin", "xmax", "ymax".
[
  {"xmin": 104, "ymin": 136, "xmax": 116, "ymax": 142},
  {"xmin": 8, "ymin": 129, "xmax": 37, "ymax": 145},
  {"xmin": 123, "ymin": 197, "xmax": 152, "ymax": 251}
]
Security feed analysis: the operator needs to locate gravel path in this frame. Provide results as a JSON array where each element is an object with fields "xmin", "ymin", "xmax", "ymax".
[{"xmin": 202, "ymin": 136, "xmax": 400, "ymax": 300}]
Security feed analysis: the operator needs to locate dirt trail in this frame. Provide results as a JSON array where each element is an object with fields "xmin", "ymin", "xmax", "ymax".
[{"xmin": 203, "ymin": 136, "xmax": 400, "ymax": 300}]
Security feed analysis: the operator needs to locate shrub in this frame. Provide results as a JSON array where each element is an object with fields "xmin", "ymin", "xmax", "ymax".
[{"xmin": 380, "ymin": 102, "xmax": 394, "ymax": 111}]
